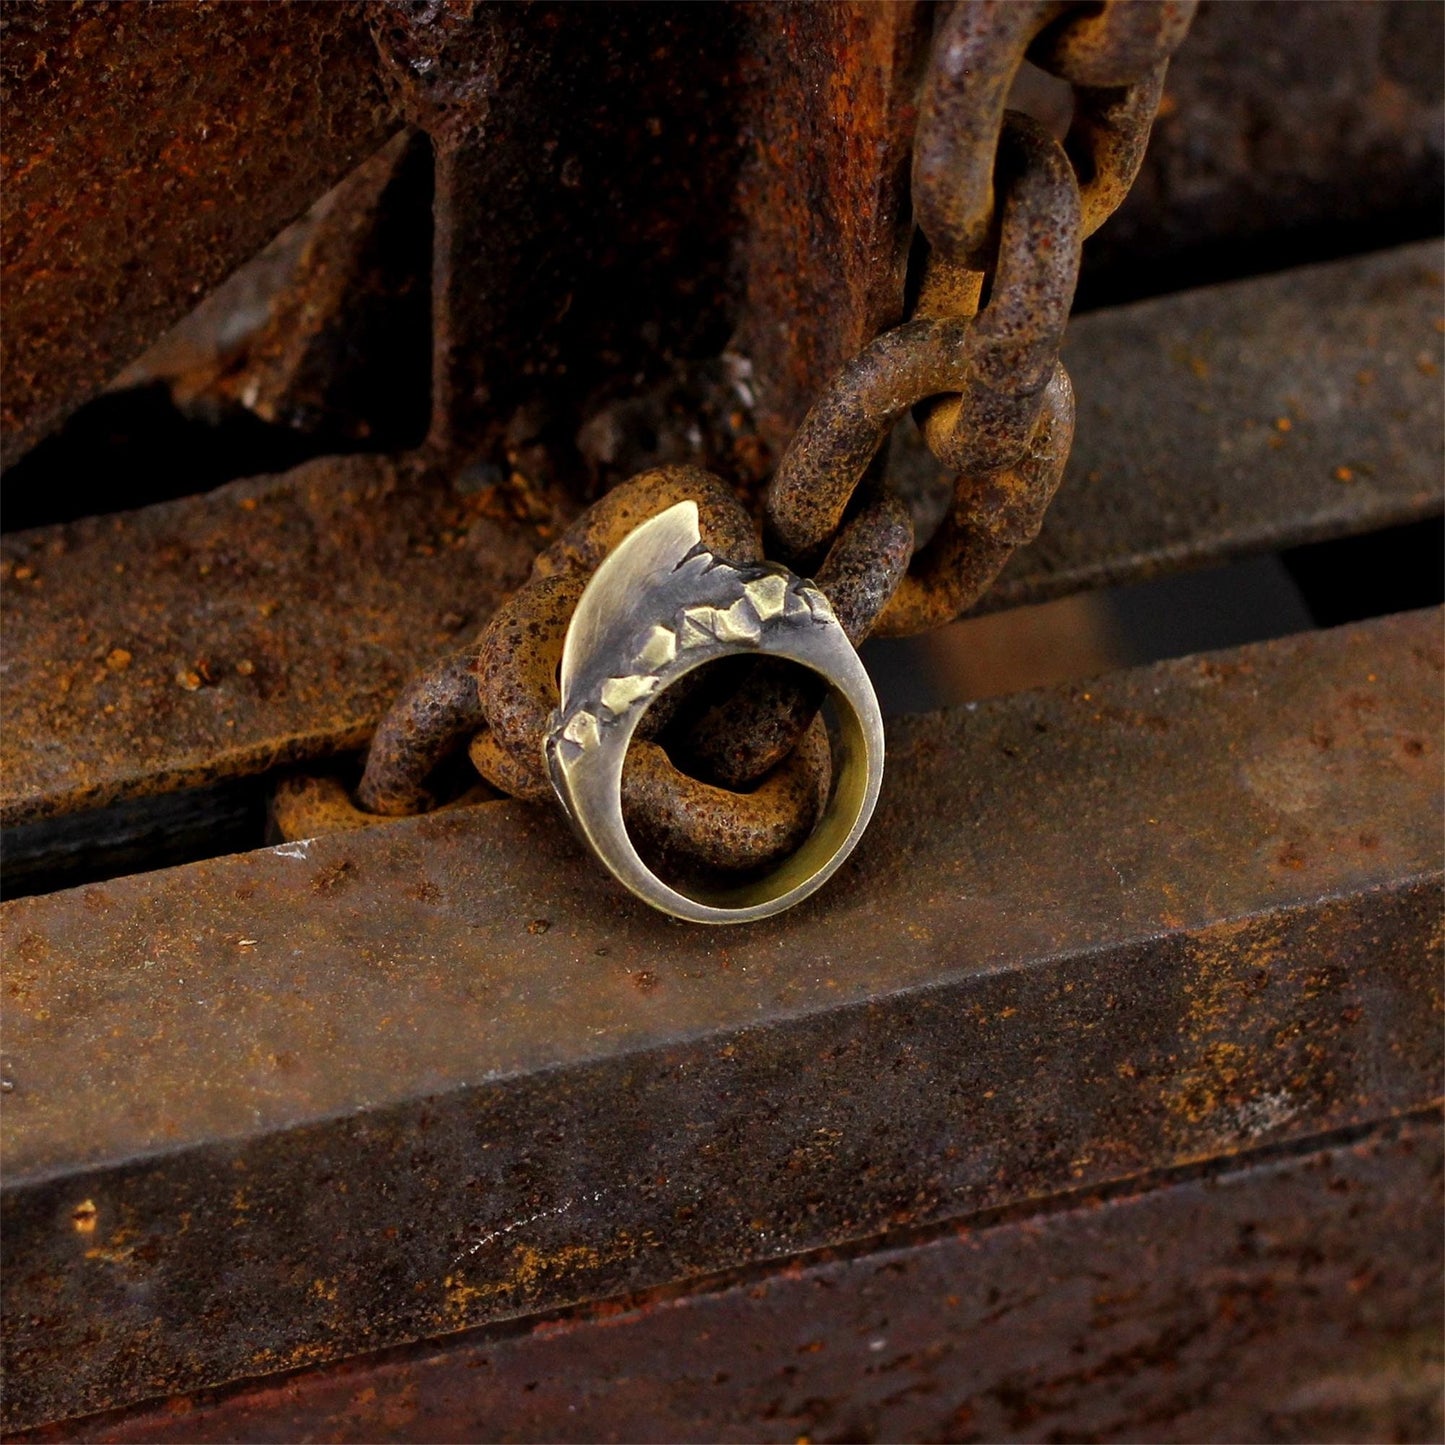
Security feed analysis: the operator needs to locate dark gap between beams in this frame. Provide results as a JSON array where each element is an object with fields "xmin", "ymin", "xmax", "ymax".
[{"xmin": 0, "ymin": 131, "xmax": 435, "ymax": 533}]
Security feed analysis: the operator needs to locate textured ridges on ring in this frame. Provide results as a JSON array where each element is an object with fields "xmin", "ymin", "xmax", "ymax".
[
  {"xmin": 635, "ymin": 624, "xmax": 678, "ymax": 669},
  {"xmin": 600, "ymin": 673, "xmax": 660, "ymax": 714},
  {"xmin": 552, "ymin": 558, "xmax": 833, "ymax": 765},
  {"xmin": 745, "ymin": 572, "xmax": 789, "ymax": 620},
  {"xmin": 686, "ymin": 597, "xmax": 760, "ymax": 645},
  {"xmin": 800, "ymin": 586, "xmax": 837, "ymax": 625},
  {"xmin": 560, "ymin": 709, "xmax": 602, "ymax": 752}
]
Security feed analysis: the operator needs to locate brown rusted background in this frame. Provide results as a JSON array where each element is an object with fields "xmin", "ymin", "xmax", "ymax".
[
  {"xmin": 1082, "ymin": 0, "xmax": 1445, "ymax": 304},
  {"xmin": 372, "ymin": 3, "xmax": 754, "ymax": 470},
  {"xmin": 0, "ymin": 1, "xmax": 400, "ymax": 468},
  {"xmin": 1, "ymin": 2, "xmax": 1442, "ymax": 1439},
  {"xmin": 731, "ymin": 2, "xmax": 931, "ymax": 458},
  {"xmin": 4, "ymin": 2, "xmax": 1441, "ymax": 497}
]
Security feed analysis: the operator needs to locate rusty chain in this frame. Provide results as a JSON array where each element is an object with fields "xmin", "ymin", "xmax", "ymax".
[{"xmin": 347, "ymin": 0, "xmax": 1196, "ymax": 871}]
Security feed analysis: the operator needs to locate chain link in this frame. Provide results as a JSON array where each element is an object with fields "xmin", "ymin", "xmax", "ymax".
[{"xmin": 351, "ymin": 0, "xmax": 1197, "ymax": 867}]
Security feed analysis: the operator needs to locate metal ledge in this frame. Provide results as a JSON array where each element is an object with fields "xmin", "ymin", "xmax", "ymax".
[
  {"xmin": 994, "ymin": 239, "xmax": 1445, "ymax": 606},
  {"xmin": 28, "ymin": 1115, "xmax": 1443, "ymax": 1444},
  {"xmin": 3, "ymin": 609, "xmax": 1440, "ymax": 1429}
]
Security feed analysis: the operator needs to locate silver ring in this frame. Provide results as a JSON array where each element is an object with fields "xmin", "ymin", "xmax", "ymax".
[{"xmin": 544, "ymin": 501, "xmax": 885, "ymax": 924}]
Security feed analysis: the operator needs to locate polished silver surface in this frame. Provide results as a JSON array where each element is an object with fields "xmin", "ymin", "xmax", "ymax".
[{"xmin": 545, "ymin": 501, "xmax": 885, "ymax": 924}]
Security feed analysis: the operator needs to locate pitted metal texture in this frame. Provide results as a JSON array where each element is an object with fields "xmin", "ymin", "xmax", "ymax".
[{"xmin": 355, "ymin": 0, "xmax": 1197, "ymax": 872}]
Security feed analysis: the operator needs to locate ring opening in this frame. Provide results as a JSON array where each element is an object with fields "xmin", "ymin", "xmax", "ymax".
[{"xmin": 617, "ymin": 655, "xmax": 873, "ymax": 912}]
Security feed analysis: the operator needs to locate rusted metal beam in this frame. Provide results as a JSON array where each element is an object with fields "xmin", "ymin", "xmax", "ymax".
[
  {"xmin": 2, "ymin": 244, "xmax": 1439, "ymax": 838},
  {"xmin": 989, "ymin": 239, "xmax": 1445, "ymax": 608},
  {"xmin": 0, "ymin": 1, "xmax": 401, "ymax": 468},
  {"xmin": 0, "ymin": 454, "xmax": 536, "ymax": 831},
  {"xmin": 3, "ymin": 609, "xmax": 1440, "ymax": 1430},
  {"xmin": 20, "ymin": 1114, "xmax": 1441, "ymax": 1444},
  {"xmin": 6, "ymin": 0, "xmax": 1437, "ymax": 488},
  {"xmin": 731, "ymin": 2, "xmax": 929, "ymax": 459},
  {"xmin": 369, "ymin": 3, "xmax": 757, "ymax": 470}
]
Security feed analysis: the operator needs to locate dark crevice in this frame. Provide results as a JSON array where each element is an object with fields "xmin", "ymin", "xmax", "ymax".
[
  {"xmin": 1074, "ymin": 212, "xmax": 1445, "ymax": 316},
  {"xmin": 1, "ymin": 130, "xmax": 435, "ymax": 533},
  {"xmin": 1281, "ymin": 515, "xmax": 1445, "ymax": 629},
  {"xmin": 864, "ymin": 518, "xmax": 1443, "ymax": 717},
  {"xmin": 1, "ymin": 778, "xmax": 269, "ymax": 901},
  {"xmin": 0, "ymin": 386, "xmax": 362, "ymax": 533}
]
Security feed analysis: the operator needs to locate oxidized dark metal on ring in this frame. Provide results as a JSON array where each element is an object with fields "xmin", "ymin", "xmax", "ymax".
[
  {"xmin": 472, "ymin": 469, "xmax": 844, "ymax": 873},
  {"xmin": 475, "ymin": 466, "xmax": 760, "ymax": 798},
  {"xmin": 682, "ymin": 490, "xmax": 912, "ymax": 788}
]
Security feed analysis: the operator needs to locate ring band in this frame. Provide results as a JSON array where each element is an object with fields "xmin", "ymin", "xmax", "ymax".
[{"xmin": 544, "ymin": 501, "xmax": 885, "ymax": 924}]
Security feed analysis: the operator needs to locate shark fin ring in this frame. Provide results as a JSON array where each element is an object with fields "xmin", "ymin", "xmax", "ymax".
[{"xmin": 545, "ymin": 500, "xmax": 885, "ymax": 925}]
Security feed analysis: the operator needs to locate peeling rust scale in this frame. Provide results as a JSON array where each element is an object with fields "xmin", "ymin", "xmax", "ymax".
[
  {"xmin": 20, "ymin": 1116, "xmax": 1442, "ymax": 1444},
  {"xmin": 2, "ymin": 610, "xmax": 1440, "ymax": 1431},
  {"xmin": 2, "ymin": 245, "xmax": 1440, "ymax": 835},
  {"xmin": 730, "ymin": 2, "xmax": 929, "ymax": 458}
]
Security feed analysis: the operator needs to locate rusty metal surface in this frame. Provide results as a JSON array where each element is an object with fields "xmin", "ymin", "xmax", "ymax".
[
  {"xmin": 0, "ymin": 454, "xmax": 535, "ymax": 830},
  {"xmin": 2, "ymin": 244, "xmax": 1438, "ymax": 837},
  {"xmin": 0, "ymin": 1, "xmax": 401, "ymax": 468},
  {"xmin": 5, "ymin": 1, "xmax": 1437, "ymax": 485},
  {"xmin": 981, "ymin": 239, "xmax": 1445, "ymax": 609},
  {"xmin": 23, "ymin": 1115, "xmax": 1441, "ymax": 1444},
  {"xmin": 370, "ymin": 3, "xmax": 752, "ymax": 470},
  {"xmin": 911, "ymin": 1, "xmax": 1194, "ymax": 270},
  {"xmin": 269, "ymin": 772, "xmax": 495, "ymax": 848},
  {"xmin": 3, "ymin": 609, "xmax": 1440, "ymax": 1429},
  {"xmin": 751, "ymin": 1, "xmax": 1196, "ymax": 651},
  {"xmin": 730, "ymin": 2, "xmax": 929, "ymax": 460},
  {"xmin": 120, "ymin": 127, "xmax": 436, "ymax": 456},
  {"xmin": 356, "ymin": 649, "xmax": 488, "ymax": 818},
  {"xmin": 765, "ymin": 108, "xmax": 1082, "ymax": 595}
]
